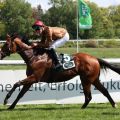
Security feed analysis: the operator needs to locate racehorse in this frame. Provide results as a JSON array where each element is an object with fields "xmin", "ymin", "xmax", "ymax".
[{"xmin": 1, "ymin": 34, "xmax": 120, "ymax": 110}]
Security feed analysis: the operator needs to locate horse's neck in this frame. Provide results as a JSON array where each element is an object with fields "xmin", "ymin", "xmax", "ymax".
[{"xmin": 18, "ymin": 49, "xmax": 34, "ymax": 64}]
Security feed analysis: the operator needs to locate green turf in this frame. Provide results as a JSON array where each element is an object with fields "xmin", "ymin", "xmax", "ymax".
[
  {"xmin": 4, "ymin": 48, "xmax": 120, "ymax": 60},
  {"xmin": 0, "ymin": 65, "xmax": 26, "ymax": 70},
  {"xmin": 4, "ymin": 54, "xmax": 22, "ymax": 60},
  {"xmin": 0, "ymin": 103, "xmax": 120, "ymax": 120},
  {"xmin": 57, "ymin": 48, "xmax": 120, "ymax": 58}
]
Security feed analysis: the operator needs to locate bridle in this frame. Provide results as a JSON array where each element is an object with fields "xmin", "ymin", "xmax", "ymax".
[
  {"xmin": 6, "ymin": 36, "xmax": 14, "ymax": 52},
  {"xmin": 5, "ymin": 34, "xmax": 22, "ymax": 53},
  {"xmin": 6, "ymin": 36, "xmax": 35, "ymax": 55},
  {"xmin": 0, "ymin": 41, "xmax": 11, "ymax": 59}
]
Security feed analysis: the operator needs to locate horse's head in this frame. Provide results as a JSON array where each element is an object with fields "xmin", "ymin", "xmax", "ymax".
[{"xmin": 0, "ymin": 34, "xmax": 17, "ymax": 59}]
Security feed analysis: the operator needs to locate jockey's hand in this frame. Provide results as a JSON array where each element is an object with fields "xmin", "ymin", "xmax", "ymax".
[{"xmin": 31, "ymin": 42, "xmax": 38, "ymax": 48}]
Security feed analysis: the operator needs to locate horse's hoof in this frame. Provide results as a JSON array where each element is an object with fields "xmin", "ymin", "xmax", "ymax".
[
  {"xmin": 81, "ymin": 105, "xmax": 86, "ymax": 109},
  {"xmin": 113, "ymin": 104, "xmax": 118, "ymax": 108},
  {"xmin": 8, "ymin": 106, "xmax": 14, "ymax": 110},
  {"xmin": 4, "ymin": 99, "xmax": 8, "ymax": 105}
]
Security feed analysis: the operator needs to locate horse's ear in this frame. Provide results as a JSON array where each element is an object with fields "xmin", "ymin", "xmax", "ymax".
[
  {"xmin": 6, "ymin": 34, "xmax": 10, "ymax": 38},
  {"xmin": 6, "ymin": 34, "xmax": 11, "ymax": 42}
]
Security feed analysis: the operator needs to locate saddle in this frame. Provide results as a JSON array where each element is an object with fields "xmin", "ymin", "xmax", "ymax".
[{"xmin": 33, "ymin": 47, "xmax": 75, "ymax": 70}]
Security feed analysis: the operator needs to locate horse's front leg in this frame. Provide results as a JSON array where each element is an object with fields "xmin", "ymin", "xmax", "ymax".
[
  {"xmin": 4, "ymin": 74, "xmax": 37, "ymax": 108},
  {"xmin": 4, "ymin": 81, "xmax": 21, "ymax": 105},
  {"xmin": 8, "ymin": 84, "xmax": 32, "ymax": 110}
]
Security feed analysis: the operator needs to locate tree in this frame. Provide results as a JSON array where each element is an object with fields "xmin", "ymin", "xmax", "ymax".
[
  {"xmin": 100, "ymin": 8, "xmax": 115, "ymax": 38},
  {"xmin": 109, "ymin": 5, "xmax": 120, "ymax": 38},
  {"xmin": 0, "ymin": 0, "xmax": 5, "ymax": 38},
  {"xmin": 42, "ymin": 0, "xmax": 77, "ymax": 39},
  {"xmin": 1, "ymin": 0, "xmax": 34, "ymax": 36},
  {"xmin": 32, "ymin": 5, "xmax": 44, "ymax": 20},
  {"xmin": 84, "ymin": 3, "xmax": 105, "ymax": 39},
  {"xmin": 46, "ymin": 1, "xmax": 119, "ymax": 39}
]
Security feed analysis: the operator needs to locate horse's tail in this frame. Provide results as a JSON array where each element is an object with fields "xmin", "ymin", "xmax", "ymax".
[{"xmin": 97, "ymin": 58, "xmax": 120, "ymax": 75}]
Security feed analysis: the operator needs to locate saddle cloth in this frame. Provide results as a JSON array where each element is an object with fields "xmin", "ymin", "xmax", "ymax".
[{"xmin": 58, "ymin": 53, "xmax": 75, "ymax": 70}]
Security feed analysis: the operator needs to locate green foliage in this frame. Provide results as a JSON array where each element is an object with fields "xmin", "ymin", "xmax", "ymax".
[
  {"xmin": 100, "ymin": 8, "xmax": 115, "ymax": 38},
  {"xmin": 32, "ymin": 5, "xmax": 44, "ymax": 20},
  {"xmin": 109, "ymin": 5, "xmax": 120, "ymax": 38},
  {"xmin": 84, "ymin": 40, "xmax": 98, "ymax": 48},
  {"xmin": 0, "ymin": 1, "xmax": 4, "ymax": 9},
  {"xmin": 0, "ymin": 22, "xmax": 5, "ymax": 39},
  {"xmin": 1, "ymin": 0, "xmax": 34, "ymax": 37},
  {"xmin": 0, "ymin": 0, "xmax": 120, "ymax": 39},
  {"xmin": 61, "ymin": 41, "xmax": 77, "ymax": 48},
  {"xmin": 82, "ymin": 39, "xmax": 120, "ymax": 48},
  {"xmin": 100, "ymin": 40, "xmax": 120, "ymax": 48},
  {"xmin": 42, "ymin": 0, "xmax": 77, "ymax": 39},
  {"xmin": 58, "ymin": 39, "xmax": 120, "ymax": 48},
  {"xmin": 45, "ymin": 1, "xmax": 120, "ymax": 39}
]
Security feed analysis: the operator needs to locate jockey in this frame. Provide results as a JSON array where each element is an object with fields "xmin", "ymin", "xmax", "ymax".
[{"xmin": 32, "ymin": 20, "xmax": 70, "ymax": 70}]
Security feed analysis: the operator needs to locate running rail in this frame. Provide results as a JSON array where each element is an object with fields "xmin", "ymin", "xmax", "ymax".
[{"xmin": 0, "ymin": 58, "xmax": 120, "ymax": 65}]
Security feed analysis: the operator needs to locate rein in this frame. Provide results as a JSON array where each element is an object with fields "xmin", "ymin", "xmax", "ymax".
[{"xmin": 10, "ymin": 41, "xmax": 33, "ymax": 53}]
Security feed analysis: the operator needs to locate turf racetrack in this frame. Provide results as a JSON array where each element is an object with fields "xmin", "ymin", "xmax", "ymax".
[{"xmin": 0, "ymin": 103, "xmax": 120, "ymax": 120}]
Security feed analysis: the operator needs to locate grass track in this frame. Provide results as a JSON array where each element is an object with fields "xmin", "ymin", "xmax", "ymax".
[
  {"xmin": 57, "ymin": 48, "xmax": 120, "ymax": 58},
  {"xmin": 0, "ymin": 103, "xmax": 120, "ymax": 120},
  {"xmin": 3, "ymin": 48, "xmax": 120, "ymax": 60}
]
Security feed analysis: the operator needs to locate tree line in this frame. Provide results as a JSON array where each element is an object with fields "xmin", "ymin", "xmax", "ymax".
[{"xmin": 0, "ymin": 0, "xmax": 120, "ymax": 39}]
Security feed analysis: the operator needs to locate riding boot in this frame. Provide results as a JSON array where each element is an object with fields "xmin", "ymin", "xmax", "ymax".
[{"xmin": 48, "ymin": 48, "xmax": 63, "ymax": 70}]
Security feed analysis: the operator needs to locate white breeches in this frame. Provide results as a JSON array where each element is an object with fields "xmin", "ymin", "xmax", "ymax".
[{"xmin": 50, "ymin": 32, "xmax": 69, "ymax": 49}]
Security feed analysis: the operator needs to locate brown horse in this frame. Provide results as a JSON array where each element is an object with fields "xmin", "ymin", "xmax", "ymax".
[{"xmin": 1, "ymin": 35, "xmax": 120, "ymax": 110}]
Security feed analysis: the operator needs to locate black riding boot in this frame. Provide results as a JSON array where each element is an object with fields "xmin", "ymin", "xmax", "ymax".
[{"xmin": 48, "ymin": 48, "xmax": 63, "ymax": 70}]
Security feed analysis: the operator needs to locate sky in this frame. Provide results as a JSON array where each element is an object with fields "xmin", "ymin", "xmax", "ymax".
[
  {"xmin": 26, "ymin": 0, "xmax": 120, "ymax": 10},
  {"xmin": 26, "ymin": 0, "xmax": 51, "ymax": 10}
]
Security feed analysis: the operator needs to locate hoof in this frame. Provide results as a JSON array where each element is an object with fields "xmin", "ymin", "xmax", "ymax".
[
  {"xmin": 8, "ymin": 106, "xmax": 15, "ymax": 110},
  {"xmin": 4, "ymin": 99, "xmax": 8, "ymax": 105},
  {"xmin": 113, "ymin": 104, "xmax": 118, "ymax": 108},
  {"xmin": 81, "ymin": 105, "xmax": 86, "ymax": 109}
]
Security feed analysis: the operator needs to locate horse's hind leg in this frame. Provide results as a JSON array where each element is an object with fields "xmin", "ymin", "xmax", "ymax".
[
  {"xmin": 93, "ymin": 79, "xmax": 117, "ymax": 108},
  {"xmin": 81, "ymin": 79, "xmax": 92, "ymax": 109},
  {"xmin": 8, "ymin": 84, "xmax": 32, "ymax": 110}
]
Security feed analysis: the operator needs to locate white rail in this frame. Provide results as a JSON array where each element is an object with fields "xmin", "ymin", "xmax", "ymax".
[
  {"xmin": 0, "ymin": 59, "xmax": 120, "ymax": 65},
  {"xmin": 0, "ymin": 60, "xmax": 25, "ymax": 65},
  {"xmin": 103, "ymin": 58, "xmax": 120, "ymax": 64}
]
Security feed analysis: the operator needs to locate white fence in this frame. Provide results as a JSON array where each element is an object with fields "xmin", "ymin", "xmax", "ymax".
[
  {"xmin": 0, "ymin": 60, "xmax": 25, "ymax": 65},
  {"xmin": 0, "ymin": 59, "xmax": 120, "ymax": 105},
  {"xmin": 0, "ymin": 58, "xmax": 120, "ymax": 65}
]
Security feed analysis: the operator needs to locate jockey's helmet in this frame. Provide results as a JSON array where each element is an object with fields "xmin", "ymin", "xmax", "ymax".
[{"xmin": 32, "ymin": 20, "xmax": 44, "ymax": 30}]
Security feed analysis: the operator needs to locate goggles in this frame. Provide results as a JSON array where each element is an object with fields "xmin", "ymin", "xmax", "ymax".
[{"xmin": 32, "ymin": 25, "xmax": 42, "ymax": 31}]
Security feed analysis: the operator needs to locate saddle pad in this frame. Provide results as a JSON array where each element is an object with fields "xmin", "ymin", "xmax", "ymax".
[{"xmin": 58, "ymin": 53, "xmax": 75, "ymax": 70}]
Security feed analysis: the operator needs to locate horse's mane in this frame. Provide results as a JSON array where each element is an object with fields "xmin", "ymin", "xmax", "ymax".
[{"xmin": 18, "ymin": 46, "xmax": 49, "ymax": 65}]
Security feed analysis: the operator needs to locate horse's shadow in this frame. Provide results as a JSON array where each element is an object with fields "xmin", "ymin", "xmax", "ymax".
[
  {"xmin": 0, "ymin": 104, "xmax": 117, "ymax": 112},
  {"xmin": 102, "ymin": 112, "xmax": 120, "ymax": 116},
  {"xmin": 0, "ymin": 105, "xmax": 80, "ymax": 111},
  {"xmin": 87, "ymin": 106, "xmax": 110, "ymax": 109}
]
